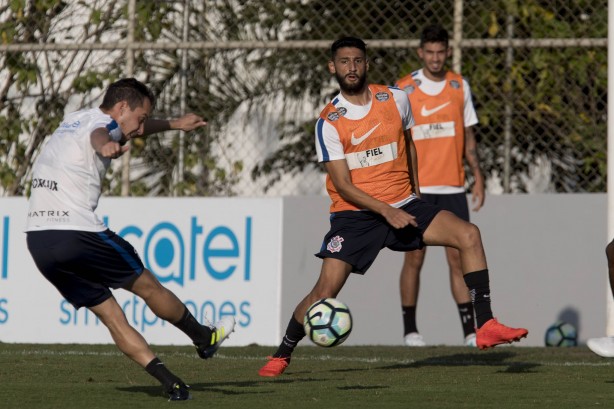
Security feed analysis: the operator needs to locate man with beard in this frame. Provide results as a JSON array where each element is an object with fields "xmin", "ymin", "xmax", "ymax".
[{"xmin": 258, "ymin": 37, "xmax": 528, "ymax": 377}]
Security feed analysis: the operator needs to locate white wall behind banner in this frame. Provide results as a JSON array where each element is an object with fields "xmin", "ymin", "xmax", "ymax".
[
  {"xmin": 0, "ymin": 195, "xmax": 608, "ymax": 347},
  {"xmin": 0, "ymin": 197, "xmax": 283, "ymax": 346}
]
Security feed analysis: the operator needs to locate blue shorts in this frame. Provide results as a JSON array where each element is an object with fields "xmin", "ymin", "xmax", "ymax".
[
  {"xmin": 315, "ymin": 198, "xmax": 442, "ymax": 274},
  {"xmin": 421, "ymin": 192, "xmax": 469, "ymax": 222},
  {"xmin": 26, "ymin": 229, "xmax": 144, "ymax": 309}
]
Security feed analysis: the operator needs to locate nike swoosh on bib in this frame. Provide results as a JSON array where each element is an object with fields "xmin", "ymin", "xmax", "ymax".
[
  {"xmin": 350, "ymin": 123, "xmax": 381, "ymax": 146},
  {"xmin": 421, "ymin": 101, "xmax": 451, "ymax": 116}
]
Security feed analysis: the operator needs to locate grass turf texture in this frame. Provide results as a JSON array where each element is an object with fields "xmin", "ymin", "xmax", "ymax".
[{"xmin": 1, "ymin": 344, "xmax": 612, "ymax": 408}]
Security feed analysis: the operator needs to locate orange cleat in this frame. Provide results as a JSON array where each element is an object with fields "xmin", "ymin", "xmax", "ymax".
[
  {"xmin": 476, "ymin": 318, "xmax": 528, "ymax": 350},
  {"xmin": 258, "ymin": 356, "xmax": 290, "ymax": 377}
]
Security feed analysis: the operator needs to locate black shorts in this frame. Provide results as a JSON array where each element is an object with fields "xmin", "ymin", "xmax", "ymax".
[
  {"xmin": 26, "ymin": 229, "xmax": 144, "ymax": 309},
  {"xmin": 421, "ymin": 192, "xmax": 469, "ymax": 222},
  {"xmin": 315, "ymin": 198, "xmax": 442, "ymax": 274}
]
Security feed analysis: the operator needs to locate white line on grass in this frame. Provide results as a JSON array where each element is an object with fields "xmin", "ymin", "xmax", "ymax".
[{"xmin": 2, "ymin": 349, "xmax": 613, "ymax": 367}]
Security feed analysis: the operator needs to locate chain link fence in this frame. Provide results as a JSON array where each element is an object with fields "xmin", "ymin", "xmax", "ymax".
[{"xmin": 0, "ymin": 0, "xmax": 606, "ymax": 197}]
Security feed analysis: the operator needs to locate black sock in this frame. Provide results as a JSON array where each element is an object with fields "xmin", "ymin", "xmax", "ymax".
[
  {"xmin": 172, "ymin": 307, "xmax": 212, "ymax": 345},
  {"xmin": 463, "ymin": 269, "xmax": 493, "ymax": 328},
  {"xmin": 457, "ymin": 302, "xmax": 476, "ymax": 336},
  {"xmin": 273, "ymin": 316, "xmax": 306, "ymax": 358},
  {"xmin": 402, "ymin": 305, "xmax": 418, "ymax": 335},
  {"xmin": 145, "ymin": 357, "xmax": 183, "ymax": 391}
]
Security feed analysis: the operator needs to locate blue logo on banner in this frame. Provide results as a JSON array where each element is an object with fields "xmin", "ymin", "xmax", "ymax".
[
  {"xmin": 1, "ymin": 216, "xmax": 9, "ymax": 324},
  {"xmin": 103, "ymin": 215, "xmax": 252, "ymax": 287},
  {"xmin": 1, "ymin": 216, "xmax": 8, "ymax": 280}
]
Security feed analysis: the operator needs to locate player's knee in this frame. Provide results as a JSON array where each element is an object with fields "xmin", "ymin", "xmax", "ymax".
[
  {"xmin": 460, "ymin": 222, "xmax": 482, "ymax": 249},
  {"xmin": 309, "ymin": 283, "xmax": 339, "ymax": 301},
  {"xmin": 606, "ymin": 240, "xmax": 614, "ymax": 262},
  {"xmin": 313, "ymin": 289, "xmax": 336, "ymax": 300},
  {"xmin": 130, "ymin": 269, "xmax": 163, "ymax": 293},
  {"xmin": 402, "ymin": 252, "xmax": 424, "ymax": 271}
]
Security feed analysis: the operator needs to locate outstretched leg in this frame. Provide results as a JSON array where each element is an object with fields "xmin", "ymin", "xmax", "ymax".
[
  {"xmin": 125, "ymin": 269, "xmax": 235, "ymax": 359},
  {"xmin": 423, "ymin": 210, "xmax": 528, "ymax": 349},
  {"xmin": 445, "ymin": 246, "xmax": 477, "ymax": 345},
  {"xmin": 89, "ymin": 296, "xmax": 190, "ymax": 401},
  {"xmin": 259, "ymin": 258, "xmax": 352, "ymax": 377}
]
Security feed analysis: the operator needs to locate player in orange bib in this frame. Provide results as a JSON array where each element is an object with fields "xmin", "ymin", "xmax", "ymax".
[
  {"xmin": 258, "ymin": 36, "xmax": 527, "ymax": 378},
  {"xmin": 395, "ymin": 24, "xmax": 485, "ymax": 347}
]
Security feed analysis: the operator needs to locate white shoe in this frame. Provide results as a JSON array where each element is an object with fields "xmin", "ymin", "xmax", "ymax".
[
  {"xmin": 464, "ymin": 333, "xmax": 477, "ymax": 347},
  {"xmin": 587, "ymin": 336, "xmax": 614, "ymax": 358},
  {"xmin": 195, "ymin": 316, "xmax": 236, "ymax": 359},
  {"xmin": 404, "ymin": 332, "xmax": 426, "ymax": 346}
]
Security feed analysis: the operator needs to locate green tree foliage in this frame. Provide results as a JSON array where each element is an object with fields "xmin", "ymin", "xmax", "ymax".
[
  {"xmin": 1, "ymin": 1, "xmax": 123, "ymax": 196},
  {"xmin": 0, "ymin": 0, "xmax": 606, "ymax": 196},
  {"xmin": 248, "ymin": 0, "xmax": 606, "ymax": 193},
  {"xmin": 462, "ymin": 0, "xmax": 607, "ymax": 192},
  {"xmin": 0, "ymin": 1, "xmax": 243, "ymax": 197}
]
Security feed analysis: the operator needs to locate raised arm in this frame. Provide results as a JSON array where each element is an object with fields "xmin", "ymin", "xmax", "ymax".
[{"xmin": 142, "ymin": 113, "xmax": 207, "ymax": 136}]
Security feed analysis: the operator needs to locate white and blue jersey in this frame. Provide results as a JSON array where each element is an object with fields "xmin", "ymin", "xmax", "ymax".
[{"xmin": 26, "ymin": 108, "xmax": 121, "ymax": 232}]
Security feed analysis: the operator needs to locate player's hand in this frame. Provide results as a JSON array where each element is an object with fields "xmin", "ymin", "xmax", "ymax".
[
  {"xmin": 471, "ymin": 177, "xmax": 485, "ymax": 211},
  {"xmin": 99, "ymin": 141, "xmax": 129, "ymax": 159},
  {"xmin": 381, "ymin": 206, "xmax": 418, "ymax": 229},
  {"xmin": 171, "ymin": 113, "xmax": 207, "ymax": 132}
]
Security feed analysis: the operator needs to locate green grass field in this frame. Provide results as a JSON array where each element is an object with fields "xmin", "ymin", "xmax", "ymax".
[{"xmin": 1, "ymin": 343, "xmax": 612, "ymax": 409}]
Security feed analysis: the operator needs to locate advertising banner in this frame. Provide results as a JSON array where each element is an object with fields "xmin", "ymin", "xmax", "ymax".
[{"xmin": 0, "ymin": 197, "xmax": 282, "ymax": 345}]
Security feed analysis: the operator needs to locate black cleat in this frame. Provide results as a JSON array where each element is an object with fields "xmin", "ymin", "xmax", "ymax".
[{"xmin": 168, "ymin": 382, "xmax": 192, "ymax": 401}]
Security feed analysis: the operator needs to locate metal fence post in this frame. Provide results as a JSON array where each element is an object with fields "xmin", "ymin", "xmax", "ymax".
[
  {"xmin": 452, "ymin": 0, "xmax": 463, "ymax": 74},
  {"xmin": 503, "ymin": 13, "xmax": 515, "ymax": 193},
  {"xmin": 174, "ymin": 0, "xmax": 190, "ymax": 196},
  {"xmin": 121, "ymin": 0, "xmax": 136, "ymax": 197}
]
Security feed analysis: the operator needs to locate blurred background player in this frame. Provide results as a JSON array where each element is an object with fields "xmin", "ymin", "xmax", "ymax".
[
  {"xmin": 395, "ymin": 24, "xmax": 484, "ymax": 347},
  {"xmin": 587, "ymin": 238, "xmax": 614, "ymax": 356},
  {"xmin": 258, "ymin": 36, "xmax": 527, "ymax": 378},
  {"xmin": 25, "ymin": 78, "xmax": 235, "ymax": 401}
]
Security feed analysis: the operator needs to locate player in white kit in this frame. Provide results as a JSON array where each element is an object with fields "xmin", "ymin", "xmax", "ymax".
[{"xmin": 25, "ymin": 78, "xmax": 235, "ymax": 401}]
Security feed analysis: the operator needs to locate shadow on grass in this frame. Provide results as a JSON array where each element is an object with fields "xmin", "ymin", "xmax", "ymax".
[
  {"xmin": 117, "ymin": 377, "xmax": 323, "ymax": 398},
  {"xmin": 116, "ymin": 383, "xmax": 263, "ymax": 398},
  {"xmin": 338, "ymin": 385, "xmax": 388, "ymax": 391},
  {"xmin": 379, "ymin": 351, "xmax": 541, "ymax": 373},
  {"xmin": 116, "ymin": 385, "xmax": 168, "ymax": 399}
]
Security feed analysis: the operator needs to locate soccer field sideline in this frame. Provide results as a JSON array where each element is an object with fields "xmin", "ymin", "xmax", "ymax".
[{"xmin": 3, "ymin": 345, "xmax": 613, "ymax": 367}]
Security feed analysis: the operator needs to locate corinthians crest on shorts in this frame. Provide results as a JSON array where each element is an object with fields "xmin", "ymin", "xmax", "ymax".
[{"xmin": 327, "ymin": 235, "xmax": 344, "ymax": 253}]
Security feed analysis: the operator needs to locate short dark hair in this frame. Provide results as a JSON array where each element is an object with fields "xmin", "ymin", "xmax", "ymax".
[
  {"xmin": 330, "ymin": 36, "xmax": 366, "ymax": 59},
  {"xmin": 420, "ymin": 24, "xmax": 449, "ymax": 47},
  {"xmin": 100, "ymin": 78, "xmax": 156, "ymax": 110}
]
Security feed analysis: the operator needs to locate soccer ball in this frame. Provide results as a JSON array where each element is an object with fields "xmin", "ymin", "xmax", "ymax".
[
  {"xmin": 303, "ymin": 298, "xmax": 353, "ymax": 347},
  {"xmin": 544, "ymin": 321, "xmax": 577, "ymax": 347}
]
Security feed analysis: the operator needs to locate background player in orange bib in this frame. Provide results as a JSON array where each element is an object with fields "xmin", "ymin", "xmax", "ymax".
[
  {"xmin": 258, "ymin": 36, "xmax": 527, "ymax": 378},
  {"xmin": 395, "ymin": 24, "xmax": 485, "ymax": 347}
]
